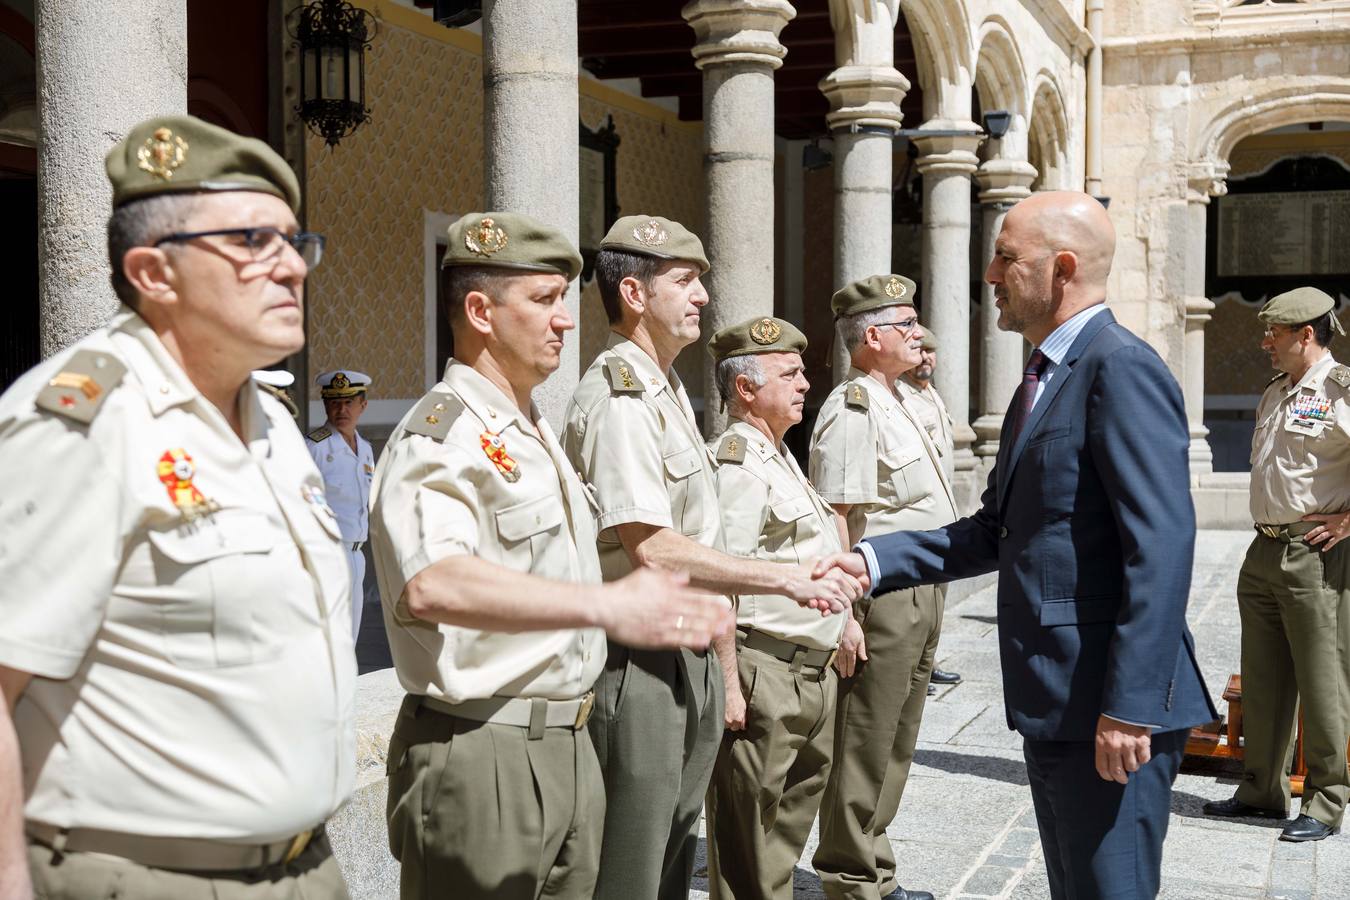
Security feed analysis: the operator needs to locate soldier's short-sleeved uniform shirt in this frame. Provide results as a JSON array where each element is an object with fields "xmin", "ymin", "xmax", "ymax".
[
  {"xmin": 898, "ymin": 379, "xmax": 955, "ymax": 484},
  {"xmin": 1250, "ymin": 352, "xmax": 1350, "ymax": 524},
  {"xmin": 0, "ymin": 306, "xmax": 356, "ymax": 842},
  {"xmin": 562, "ymin": 333, "xmax": 728, "ymax": 580},
  {"xmin": 370, "ymin": 360, "xmax": 605, "ymax": 704},
  {"xmin": 709, "ymin": 420, "xmax": 846, "ymax": 651},
  {"xmin": 307, "ymin": 426, "xmax": 373, "ymax": 543},
  {"xmin": 810, "ymin": 367, "xmax": 957, "ymax": 540}
]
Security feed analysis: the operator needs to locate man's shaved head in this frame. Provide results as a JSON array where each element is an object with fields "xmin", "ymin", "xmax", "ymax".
[{"xmin": 985, "ymin": 190, "xmax": 1116, "ymax": 344}]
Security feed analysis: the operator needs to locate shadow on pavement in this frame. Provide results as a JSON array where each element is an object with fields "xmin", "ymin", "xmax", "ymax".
[{"xmin": 913, "ymin": 748, "xmax": 1030, "ymax": 786}]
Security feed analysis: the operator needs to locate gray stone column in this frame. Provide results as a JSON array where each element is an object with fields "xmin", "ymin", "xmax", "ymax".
[
  {"xmin": 1182, "ymin": 165, "xmax": 1225, "ymax": 474},
  {"xmin": 820, "ymin": 0, "xmax": 908, "ymax": 376},
  {"xmin": 482, "ymin": 0, "xmax": 579, "ymax": 427},
  {"xmin": 683, "ymin": 0, "xmax": 794, "ymax": 437},
  {"xmin": 914, "ymin": 127, "xmax": 982, "ymax": 473},
  {"xmin": 972, "ymin": 158, "xmax": 1036, "ymax": 461},
  {"xmin": 36, "ymin": 0, "xmax": 188, "ymax": 356}
]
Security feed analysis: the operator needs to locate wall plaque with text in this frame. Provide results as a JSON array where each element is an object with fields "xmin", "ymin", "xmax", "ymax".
[{"xmin": 1217, "ymin": 190, "xmax": 1350, "ymax": 278}]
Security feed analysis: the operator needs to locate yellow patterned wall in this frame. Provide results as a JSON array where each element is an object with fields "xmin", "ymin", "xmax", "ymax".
[{"xmin": 305, "ymin": 2, "xmax": 704, "ymax": 403}]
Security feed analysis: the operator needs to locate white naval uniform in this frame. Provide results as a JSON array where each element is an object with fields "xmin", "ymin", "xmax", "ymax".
[{"xmin": 308, "ymin": 425, "xmax": 374, "ymax": 639}]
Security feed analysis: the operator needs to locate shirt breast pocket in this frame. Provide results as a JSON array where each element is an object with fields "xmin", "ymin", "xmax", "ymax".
[
  {"xmin": 765, "ymin": 495, "xmax": 813, "ymax": 553},
  {"xmin": 879, "ymin": 447, "xmax": 924, "ymax": 507},
  {"xmin": 145, "ymin": 510, "xmax": 294, "ymax": 669},
  {"xmin": 494, "ymin": 493, "xmax": 564, "ymax": 572}
]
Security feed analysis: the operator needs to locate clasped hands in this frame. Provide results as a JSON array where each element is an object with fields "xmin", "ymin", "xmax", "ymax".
[{"xmin": 790, "ymin": 551, "xmax": 871, "ymax": 615}]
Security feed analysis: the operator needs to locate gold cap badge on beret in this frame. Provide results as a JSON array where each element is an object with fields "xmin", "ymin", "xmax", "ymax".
[
  {"xmin": 708, "ymin": 316, "xmax": 807, "ymax": 363},
  {"xmin": 441, "ymin": 211, "xmax": 582, "ymax": 281},
  {"xmin": 138, "ymin": 127, "xmax": 188, "ymax": 181},
  {"xmin": 600, "ymin": 214, "xmax": 710, "ymax": 273},
  {"xmin": 106, "ymin": 114, "xmax": 301, "ymax": 212},
  {"xmin": 831, "ymin": 273, "xmax": 919, "ymax": 319}
]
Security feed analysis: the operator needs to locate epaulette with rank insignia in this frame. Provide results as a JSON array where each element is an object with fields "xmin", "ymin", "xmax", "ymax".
[
  {"xmin": 604, "ymin": 357, "xmax": 645, "ymax": 394},
  {"xmin": 35, "ymin": 349, "xmax": 125, "ymax": 425},
  {"xmin": 715, "ymin": 433, "xmax": 746, "ymax": 464},
  {"xmin": 1267, "ymin": 373, "xmax": 1284, "ymax": 387},
  {"xmin": 1328, "ymin": 365, "xmax": 1350, "ymax": 389},
  {"xmin": 844, "ymin": 381, "xmax": 870, "ymax": 411},
  {"xmin": 404, "ymin": 391, "xmax": 463, "ymax": 442},
  {"xmin": 307, "ymin": 425, "xmax": 332, "ymax": 442}
]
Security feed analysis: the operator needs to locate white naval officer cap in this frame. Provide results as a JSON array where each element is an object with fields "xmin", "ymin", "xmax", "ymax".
[{"xmin": 316, "ymin": 370, "xmax": 371, "ymax": 399}]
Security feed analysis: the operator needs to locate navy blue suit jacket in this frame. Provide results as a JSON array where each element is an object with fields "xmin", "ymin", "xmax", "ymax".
[{"xmin": 866, "ymin": 310, "xmax": 1217, "ymax": 741}]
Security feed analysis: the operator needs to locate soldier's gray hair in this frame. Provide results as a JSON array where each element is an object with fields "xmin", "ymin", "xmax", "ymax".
[
  {"xmin": 839, "ymin": 307, "xmax": 897, "ymax": 355},
  {"xmin": 107, "ymin": 193, "xmax": 201, "ymax": 307},
  {"xmin": 715, "ymin": 354, "xmax": 766, "ymax": 414}
]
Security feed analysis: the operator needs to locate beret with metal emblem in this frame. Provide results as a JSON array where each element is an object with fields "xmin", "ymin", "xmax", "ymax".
[
  {"xmin": 316, "ymin": 369, "xmax": 371, "ymax": 399},
  {"xmin": 707, "ymin": 316, "xmax": 807, "ymax": 363},
  {"xmin": 1258, "ymin": 286, "xmax": 1345, "ymax": 335},
  {"xmin": 105, "ymin": 114, "xmax": 301, "ymax": 212},
  {"xmin": 599, "ymin": 214, "xmax": 710, "ymax": 274},
  {"xmin": 919, "ymin": 328, "xmax": 939, "ymax": 351},
  {"xmin": 831, "ymin": 274, "xmax": 918, "ymax": 319},
  {"xmin": 441, "ymin": 211, "xmax": 582, "ymax": 281}
]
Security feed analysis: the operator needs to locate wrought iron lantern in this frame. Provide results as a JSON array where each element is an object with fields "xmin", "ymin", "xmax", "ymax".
[{"xmin": 290, "ymin": 0, "xmax": 377, "ymax": 147}]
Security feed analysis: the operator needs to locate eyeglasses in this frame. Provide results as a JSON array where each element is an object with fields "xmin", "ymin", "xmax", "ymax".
[
  {"xmin": 154, "ymin": 227, "xmax": 325, "ymax": 269},
  {"xmin": 876, "ymin": 317, "xmax": 920, "ymax": 333}
]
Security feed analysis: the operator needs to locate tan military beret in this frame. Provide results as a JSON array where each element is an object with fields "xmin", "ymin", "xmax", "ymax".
[
  {"xmin": 707, "ymin": 316, "xmax": 807, "ymax": 363},
  {"xmin": 831, "ymin": 274, "xmax": 918, "ymax": 319},
  {"xmin": 599, "ymin": 214, "xmax": 709, "ymax": 273},
  {"xmin": 1259, "ymin": 286, "xmax": 1344, "ymax": 335},
  {"xmin": 442, "ymin": 212, "xmax": 582, "ymax": 281},
  {"xmin": 106, "ymin": 115, "xmax": 301, "ymax": 212},
  {"xmin": 919, "ymin": 328, "xmax": 938, "ymax": 351}
]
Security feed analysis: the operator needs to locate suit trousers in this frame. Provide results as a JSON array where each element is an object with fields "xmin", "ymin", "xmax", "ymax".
[
  {"xmin": 27, "ymin": 832, "xmax": 346, "ymax": 900},
  {"xmin": 1235, "ymin": 534, "xmax": 1350, "ymax": 826},
  {"xmin": 1023, "ymin": 728, "xmax": 1186, "ymax": 900},
  {"xmin": 706, "ymin": 642, "xmax": 837, "ymax": 900},
  {"xmin": 813, "ymin": 585, "xmax": 942, "ymax": 899},
  {"xmin": 385, "ymin": 697, "xmax": 605, "ymax": 900},
  {"xmin": 589, "ymin": 643, "xmax": 724, "ymax": 900}
]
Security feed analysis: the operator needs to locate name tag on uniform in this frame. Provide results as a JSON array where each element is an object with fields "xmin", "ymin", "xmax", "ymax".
[{"xmin": 1285, "ymin": 410, "xmax": 1325, "ymax": 437}]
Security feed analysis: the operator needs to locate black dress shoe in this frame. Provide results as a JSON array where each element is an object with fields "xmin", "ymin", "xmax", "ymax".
[
  {"xmin": 885, "ymin": 888, "xmax": 935, "ymax": 900},
  {"xmin": 1280, "ymin": 814, "xmax": 1340, "ymax": 842},
  {"xmin": 930, "ymin": 668, "xmax": 962, "ymax": 684},
  {"xmin": 1202, "ymin": 797, "xmax": 1287, "ymax": 819}
]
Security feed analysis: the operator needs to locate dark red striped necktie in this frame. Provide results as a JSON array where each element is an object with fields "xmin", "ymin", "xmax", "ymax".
[{"xmin": 1007, "ymin": 349, "xmax": 1049, "ymax": 447}]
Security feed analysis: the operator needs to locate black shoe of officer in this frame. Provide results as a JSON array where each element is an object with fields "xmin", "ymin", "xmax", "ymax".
[
  {"xmin": 885, "ymin": 888, "xmax": 935, "ymax": 900},
  {"xmin": 930, "ymin": 668, "xmax": 962, "ymax": 684},
  {"xmin": 1201, "ymin": 796, "xmax": 1286, "ymax": 820},
  {"xmin": 1280, "ymin": 814, "xmax": 1340, "ymax": 842}
]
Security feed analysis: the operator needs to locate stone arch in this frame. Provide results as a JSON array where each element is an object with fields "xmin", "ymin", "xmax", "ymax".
[
  {"xmin": 1195, "ymin": 83, "xmax": 1350, "ymax": 179},
  {"xmin": 973, "ymin": 17, "xmax": 1029, "ymax": 158},
  {"xmin": 899, "ymin": 0, "xmax": 975, "ymax": 119},
  {"xmin": 1027, "ymin": 71, "xmax": 1070, "ymax": 189}
]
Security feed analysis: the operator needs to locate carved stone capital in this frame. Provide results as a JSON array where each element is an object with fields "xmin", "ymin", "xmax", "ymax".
[
  {"xmin": 1185, "ymin": 161, "xmax": 1230, "ymax": 204},
  {"xmin": 1185, "ymin": 294, "xmax": 1215, "ymax": 323},
  {"xmin": 912, "ymin": 123, "xmax": 983, "ymax": 177},
  {"xmin": 975, "ymin": 158, "xmax": 1038, "ymax": 205},
  {"xmin": 682, "ymin": 0, "xmax": 795, "ymax": 71},
  {"xmin": 819, "ymin": 65, "xmax": 909, "ymax": 132}
]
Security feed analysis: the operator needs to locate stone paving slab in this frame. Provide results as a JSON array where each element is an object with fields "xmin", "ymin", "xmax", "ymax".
[{"xmin": 690, "ymin": 531, "xmax": 1350, "ymax": 899}]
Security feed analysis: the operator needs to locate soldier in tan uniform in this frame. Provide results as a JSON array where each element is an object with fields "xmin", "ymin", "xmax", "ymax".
[
  {"xmin": 563, "ymin": 215, "xmax": 862, "ymax": 900},
  {"xmin": 810, "ymin": 275, "xmax": 957, "ymax": 900},
  {"xmin": 896, "ymin": 330, "xmax": 962, "ymax": 690},
  {"xmin": 0, "ymin": 115, "xmax": 354, "ymax": 899},
  {"xmin": 370, "ymin": 212, "xmax": 732, "ymax": 900},
  {"xmin": 1203, "ymin": 286, "xmax": 1350, "ymax": 843},
  {"xmin": 702, "ymin": 317, "xmax": 858, "ymax": 900}
]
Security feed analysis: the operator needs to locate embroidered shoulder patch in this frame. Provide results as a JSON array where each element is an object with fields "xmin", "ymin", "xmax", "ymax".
[
  {"xmin": 404, "ymin": 391, "xmax": 464, "ymax": 441},
  {"xmin": 844, "ymin": 382, "xmax": 870, "ymax": 411},
  {"xmin": 715, "ymin": 433, "xmax": 746, "ymax": 464},
  {"xmin": 1328, "ymin": 365, "xmax": 1350, "ymax": 389},
  {"xmin": 307, "ymin": 425, "xmax": 332, "ymax": 442},
  {"xmin": 35, "ymin": 350, "xmax": 125, "ymax": 425},
  {"xmin": 604, "ymin": 357, "xmax": 645, "ymax": 394}
]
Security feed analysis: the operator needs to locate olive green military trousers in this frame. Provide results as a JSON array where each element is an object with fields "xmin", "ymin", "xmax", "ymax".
[
  {"xmin": 589, "ymin": 643, "xmax": 724, "ymax": 900},
  {"xmin": 813, "ymin": 585, "xmax": 943, "ymax": 900},
  {"xmin": 706, "ymin": 641, "xmax": 837, "ymax": 900},
  {"xmin": 385, "ymin": 696, "xmax": 605, "ymax": 900},
  {"xmin": 27, "ymin": 832, "xmax": 346, "ymax": 900},
  {"xmin": 1235, "ymin": 534, "xmax": 1350, "ymax": 827}
]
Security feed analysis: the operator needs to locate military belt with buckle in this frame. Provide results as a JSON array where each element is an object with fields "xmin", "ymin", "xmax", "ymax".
[
  {"xmin": 1254, "ymin": 521, "xmax": 1317, "ymax": 542},
  {"xmin": 26, "ymin": 822, "xmax": 323, "ymax": 871},
  {"xmin": 737, "ymin": 627, "xmax": 835, "ymax": 678},
  {"xmin": 420, "ymin": 691, "xmax": 596, "ymax": 740}
]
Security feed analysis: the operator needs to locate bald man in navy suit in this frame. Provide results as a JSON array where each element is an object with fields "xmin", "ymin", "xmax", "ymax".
[{"xmin": 823, "ymin": 192, "xmax": 1217, "ymax": 899}]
